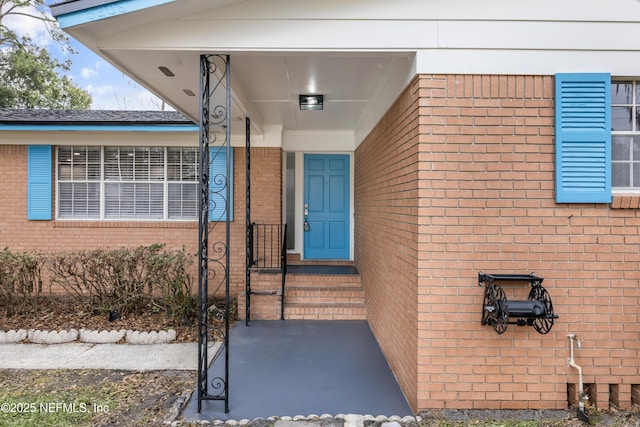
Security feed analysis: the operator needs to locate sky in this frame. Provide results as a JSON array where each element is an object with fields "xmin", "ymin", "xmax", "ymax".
[{"xmin": 4, "ymin": 2, "xmax": 167, "ymax": 110}]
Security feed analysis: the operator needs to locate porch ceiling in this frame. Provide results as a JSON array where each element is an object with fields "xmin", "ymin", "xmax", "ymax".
[
  {"xmin": 54, "ymin": 0, "xmax": 416, "ymax": 141},
  {"xmin": 106, "ymin": 49, "xmax": 412, "ymax": 139}
]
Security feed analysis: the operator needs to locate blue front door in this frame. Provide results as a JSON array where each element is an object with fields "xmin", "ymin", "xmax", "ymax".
[{"xmin": 304, "ymin": 154, "xmax": 350, "ymax": 259}]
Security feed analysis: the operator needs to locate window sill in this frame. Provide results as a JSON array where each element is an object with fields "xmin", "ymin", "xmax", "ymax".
[
  {"xmin": 610, "ymin": 194, "xmax": 640, "ymax": 209},
  {"xmin": 53, "ymin": 221, "xmax": 198, "ymax": 229}
]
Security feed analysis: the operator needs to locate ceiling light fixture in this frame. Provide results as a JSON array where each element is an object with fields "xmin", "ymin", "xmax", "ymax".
[
  {"xmin": 183, "ymin": 89, "xmax": 196, "ymax": 96},
  {"xmin": 299, "ymin": 94, "xmax": 324, "ymax": 111},
  {"xmin": 158, "ymin": 66, "xmax": 175, "ymax": 77}
]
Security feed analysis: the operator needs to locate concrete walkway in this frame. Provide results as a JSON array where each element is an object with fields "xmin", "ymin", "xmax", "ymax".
[{"xmin": 0, "ymin": 342, "xmax": 219, "ymax": 370}]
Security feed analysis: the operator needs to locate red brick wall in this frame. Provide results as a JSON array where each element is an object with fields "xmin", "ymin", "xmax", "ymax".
[
  {"xmin": 0, "ymin": 145, "xmax": 282, "ymax": 298},
  {"xmin": 355, "ymin": 77, "xmax": 421, "ymax": 411},
  {"xmin": 249, "ymin": 147, "xmax": 283, "ymax": 225},
  {"xmin": 414, "ymin": 74, "xmax": 562, "ymax": 411},
  {"xmin": 357, "ymin": 74, "xmax": 640, "ymax": 412}
]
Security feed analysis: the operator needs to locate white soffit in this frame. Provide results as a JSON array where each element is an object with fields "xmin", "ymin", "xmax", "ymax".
[{"xmin": 56, "ymin": 0, "xmax": 640, "ymax": 145}]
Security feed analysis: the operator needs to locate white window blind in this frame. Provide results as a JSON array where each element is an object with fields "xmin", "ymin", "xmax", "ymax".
[
  {"xmin": 611, "ymin": 80, "xmax": 640, "ymax": 190},
  {"xmin": 168, "ymin": 147, "xmax": 198, "ymax": 219},
  {"xmin": 56, "ymin": 146, "xmax": 223, "ymax": 221},
  {"xmin": 58, "ymin": 146, "xmax": 101, "ymax": 218},
  {"xmin": 103, "ymin": 147, "xmax": 165, "ymax": 219}
]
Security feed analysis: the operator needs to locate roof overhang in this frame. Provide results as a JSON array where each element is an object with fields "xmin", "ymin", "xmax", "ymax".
[
  {"xmin": 49, "ymin": 0, "xmax": 418, "ymax": 146},
  {"xmin": 50, "ymin": 0, "xmax": 640, "ymax": 146}
]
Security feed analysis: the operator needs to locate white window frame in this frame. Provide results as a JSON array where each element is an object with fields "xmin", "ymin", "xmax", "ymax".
[
  {"xmin": 611, "ymin": 79, "xmax": 640, "ymax": 192},
  {"xmin": 56, "ymin": 146, "xmax": 200, "ymax": 221}
]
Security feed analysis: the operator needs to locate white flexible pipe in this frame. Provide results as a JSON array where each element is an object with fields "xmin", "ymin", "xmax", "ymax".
[{"xmin": 567, "ymin": 333, "xmax": 588, "ymax": 409}]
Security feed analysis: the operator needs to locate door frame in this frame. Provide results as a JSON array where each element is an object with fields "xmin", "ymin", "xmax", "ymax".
[{"xmin": 288, "ymin": 151, "xmax": 354, "ymax": 261}]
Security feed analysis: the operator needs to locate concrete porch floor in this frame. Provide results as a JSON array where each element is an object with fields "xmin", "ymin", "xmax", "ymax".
[{"xmin": 181, "ymin": 320, "xmax": 412, "ymax": 421}]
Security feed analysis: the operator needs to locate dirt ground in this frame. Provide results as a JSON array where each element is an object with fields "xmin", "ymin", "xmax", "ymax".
[{"xmin": 0, "ymin": 295, "xmax": 212, "ymax": 342}]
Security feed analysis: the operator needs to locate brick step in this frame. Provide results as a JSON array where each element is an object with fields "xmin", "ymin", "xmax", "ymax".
[
  {"xmin": 238, "ymin": 269, "xmax": 283, "ymax": 321},
  {"xmin": 238, "ymin": 292, "xmax": 283, "ymax": 321},
  {"xmin": 284, "ymin": 286, "xmax": 364, "ymax": 305},
  {"xmin": 284, "ymin": 302, "xmax": 367, "ymax": 320},
  {"xmin": 239, "ymin": 292, "xmax": 367, "ymax": 321},
  {"xmin": 285, "ymin": 274, "xmax": 361, "ymax": 288},
  {"xmin": 247, "ymin": 270, "xmax": 284, "ymax": 294},
  {"xmin": 286, "ymin": 255, "xmax": 355, "ymax": 266},
  {"xmin": 284, "ymin": 283, "xmax": 366, "ymax": 320},
  {"xmin": 240, "ymin": 264, "xmax": 365, "ymax": 321}
]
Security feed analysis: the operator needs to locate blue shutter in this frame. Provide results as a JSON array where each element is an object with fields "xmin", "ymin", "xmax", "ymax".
[
  {"xmin": 27, "ymin": 145, "xmax": 53, "ymax": 220},
  {"xmin": 555, "ymin": 73, "xmax": 611, "ymax": 203},
  {"xmin": 209, "ymin": 146, "xmax": 234, "ymax": 221}
]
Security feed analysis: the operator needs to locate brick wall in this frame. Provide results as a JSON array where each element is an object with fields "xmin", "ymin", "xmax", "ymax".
[
  {"xmin": 414, "ymin": 74, "xmax": 562, "ymax": 411},
  {"xmin": 0, "ymin": 145, "xmax": 282, "ymax": 299},
  {"xmin": 357, "ymin": 74, "xmax": 640, "ymax": 412},
  {"xmin": 355, "ymin": 77, "xmax": 421, "ymax": 411}
]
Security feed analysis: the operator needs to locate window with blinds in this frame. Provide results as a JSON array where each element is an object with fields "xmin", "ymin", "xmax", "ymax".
[
  {"xmin": 611, "ymin": 80, "xmax": 640, "ymax": 190},
  {"xmin": 58, "ymin": 147, "xmax": 101, "ymax": 218},
  {"xmin": 57, "ymin": 146, "xmax": 206, "ymax": 220},
  {"xmin": 167, "ymin": 147, "xmax": 198, "ymax": 219}
]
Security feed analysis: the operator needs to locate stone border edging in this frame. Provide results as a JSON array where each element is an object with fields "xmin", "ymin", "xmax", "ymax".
[
  {"xmin": 0, "ymin": 329, "xmax": 177, "ymax": 344},
  {"xmin": 80, "ymin": 329, "xmax": 127, "ymax": 343},
  {"xmin": 28, "ymin": 329, "xmax": 78, "ymax": 344},
  {"xmin": 0, "ymin": 330, "xmax": 27, "ymax": 343},
  {"xmin": 125, "ymin": 329, "xmax": 177, "ymax": 344},
  {"xmin": 164, "ymin": 412, "xmax": 424, "ymax": 426}
]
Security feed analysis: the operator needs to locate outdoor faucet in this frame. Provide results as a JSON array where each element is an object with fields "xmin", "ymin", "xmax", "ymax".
[{"xmin": 568, "ymin": 333, "xmax": 590, "ymax": 423}]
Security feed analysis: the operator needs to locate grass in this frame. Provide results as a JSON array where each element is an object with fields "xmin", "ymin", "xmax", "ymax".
[
  {"xmin": 0, "ymin": 371, "xmax": 116, "ymax": 427},
  {"xmin": 0, "ymin": 394, "xmax": 102, "ymax": 427},
  {"xmin": 0, "ymin": 369, "xmax": 198, "ymax": 427}
]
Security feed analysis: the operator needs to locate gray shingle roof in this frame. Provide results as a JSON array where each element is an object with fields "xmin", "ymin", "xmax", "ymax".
[
  {"xmin": 49, "ymin": 1, "xmax": 122, "ymax": 18},
  {"xmin": 0, "ymin": 109, "xmax": 195, "ymax": 126}
]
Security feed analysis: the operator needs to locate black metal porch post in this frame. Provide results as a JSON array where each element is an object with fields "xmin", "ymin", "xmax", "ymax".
[
  {"xmin": 245, "ymin": 117, "xmax": 251, "ymax": 325},
  {"xmin": 197, "ymin": 53, "xmax": 231, "ymax": 414}
]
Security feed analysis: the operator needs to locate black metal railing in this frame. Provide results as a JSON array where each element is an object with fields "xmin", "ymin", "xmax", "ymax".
[
  {"xmin": 251, "ymin": 223, "xmax": 286, "ymax": 270},
  {"xmin": 246, "ymin": 223, "xmax": 287, "ymax": 322}
]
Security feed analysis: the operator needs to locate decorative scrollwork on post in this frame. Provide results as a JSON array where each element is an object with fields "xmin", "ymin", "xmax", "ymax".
[
  {"xmin": 197, "ymin": 54, "xmax": 231, "ymax": 414},
  {"xmin": 210, "ymin": 377, "xmax": 227, "ymax": 398}
]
